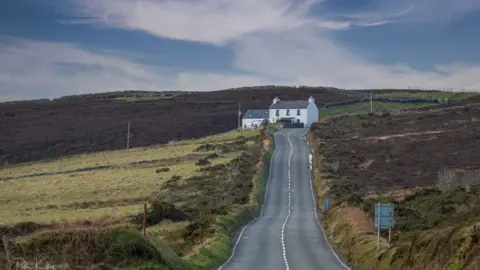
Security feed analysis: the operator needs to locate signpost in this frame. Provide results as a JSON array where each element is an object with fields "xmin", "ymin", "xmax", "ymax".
[
  {"xmin": 323, "ymin": 197, "xmax": 331, "ymax": 214},
  {"xmin": 374, "ymin": 203, "xmax": 395, "ymax": 252}
]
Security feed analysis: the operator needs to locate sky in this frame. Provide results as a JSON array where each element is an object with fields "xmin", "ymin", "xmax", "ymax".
[{"xmin": 1, "ymin": 0, "xmax": 480, "ymax": 101}]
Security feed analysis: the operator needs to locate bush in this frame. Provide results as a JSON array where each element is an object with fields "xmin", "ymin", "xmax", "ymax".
[
  {"xmin": 134, "ymin": 200, "xmax": 188, "ymax": 225},
  {"xmin": 196, "ymin": 158, "xmax": 211, "ymax": 166},
  {"xmin": 156, "ymin": 167, "xmax": 170, "ymax": 173},
  {"xmin": 206, "ymin": 153, "xmax": 219, "ymax": 159}
]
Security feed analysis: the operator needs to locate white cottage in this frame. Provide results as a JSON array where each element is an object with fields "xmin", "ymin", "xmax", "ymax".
[
  {"xmin": 268, "ymin": 96, "xmax": 319, "ymax": 127},
  {"xmin": 241, "ymin": 109, "xmax": 269, "ymax": 129}
]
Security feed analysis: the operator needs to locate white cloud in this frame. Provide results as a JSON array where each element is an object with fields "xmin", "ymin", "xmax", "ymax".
[
  {"xmin": 336, "ymin": 0, "xmax": 480, "ymax": 25},
  {"xmin": 0, "ymin": 37, "xmax": 278, "ymax": 101},
  {"xmin": 62, "ymin": 0, "xmax": 346, "ymax": 45},
  {"xmin": 1, "ymin": 0, "xmax": 480, "ymax": 101}
]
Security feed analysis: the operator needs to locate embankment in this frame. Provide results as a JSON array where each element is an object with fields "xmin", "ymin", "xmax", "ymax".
[{"xmin": 306, "ymin": 130, "xmax": 480, "ymax": 270}]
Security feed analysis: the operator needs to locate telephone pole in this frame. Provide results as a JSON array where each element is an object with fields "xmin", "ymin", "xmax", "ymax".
[
  {"xmin": 127, "ymin": 120, "xmax": 131, "ymax": 149},
  {"xmin": 237, "ymin": 103, "xmax": 241, "ymax": 130},
  {"xmin": 370, "ymin": 92, "xmax": 373, "ymax": 112}
]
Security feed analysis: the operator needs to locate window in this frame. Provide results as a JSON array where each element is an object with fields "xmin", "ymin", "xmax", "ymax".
[
  {"xmin": 297, "ymin": 109, "xmax": 301, "ymax": 116},
  {"xmin": 276, "ymin": 109, "xmax": 279, "ymax": 116},
  {"xmin": 286, "ymin": 109, "xmax": 290, "ymax": 116}
]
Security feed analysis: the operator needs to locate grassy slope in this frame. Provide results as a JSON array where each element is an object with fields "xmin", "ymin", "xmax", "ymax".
[
  {"xmin": 0, "ymin": 130, "xmax": 255, "ymax": 224},
  {"xmin": 1, "ymin": 128, "xmax": 276, "ymax": 269},
  {"xmin": 319, "ymin": 90, "xmax": 479, "ymax": 119},
  {"xmin": 319, "ymin": 101, "xmax": 433, "ymax": 118},
  {"xmin": 376, "ymin": 91, "xmax": 477, "ymax": 100}
]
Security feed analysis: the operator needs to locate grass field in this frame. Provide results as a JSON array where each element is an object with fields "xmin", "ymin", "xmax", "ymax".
[
  {"xmin": 377, "ymin": 91, "xmax": 477, "ymax": 100},
  {"xmin": 319, "ymin": 101, "xmax": 434, "ymax": 118},
  {"xmin": 0, "ymin": 129, "xmax": 258, "ymax": 225}
]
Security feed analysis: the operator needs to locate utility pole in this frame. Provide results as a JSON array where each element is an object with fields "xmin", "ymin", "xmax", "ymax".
[
  {"xmin": 237, "ymin": 103, "xmax": 241, "ymax": 130},
  {"xmin": 127, "ymin": 120, "xmax": 131, "ymax": 149},
  {"xmin": 370, "ymin": 92, "xmax": 373, "ymax": 112}
]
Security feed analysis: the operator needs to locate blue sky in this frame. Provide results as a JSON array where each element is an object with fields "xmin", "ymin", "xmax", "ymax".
[{"xmin": 1, "ymin": 0, "xmax": 480, "ymax": 101}]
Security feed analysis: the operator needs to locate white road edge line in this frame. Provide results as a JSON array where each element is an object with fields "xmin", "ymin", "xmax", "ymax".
[
  {"xmin": 304, "ymin": 129, "xmax": 352, "ymax": 270},
  {"xmin": 281, "ymin": 130, "xmax": 295, "ymax": 270},
  {"xmin": 217, "ymin": 132, "xmax": 279, "ymax": 270}
]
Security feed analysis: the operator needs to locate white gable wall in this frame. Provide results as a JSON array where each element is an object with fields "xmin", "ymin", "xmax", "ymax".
[{"xmin": 305, "ymin": 102, "xmax": 319, "ymax": 127}]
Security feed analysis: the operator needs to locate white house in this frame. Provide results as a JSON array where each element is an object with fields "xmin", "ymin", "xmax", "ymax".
[
  {"xmin": 268, "ymin": 96, "xmax": 319, "ymax": 127},
  {"xmin": 242, "ymin": 109, "xmax": 269, "ymax": 129}
]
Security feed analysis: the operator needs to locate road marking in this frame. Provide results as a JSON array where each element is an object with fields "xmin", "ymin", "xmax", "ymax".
[
  {"xmin": 217, "ymin": 133, "xmax": 279, "ymax": 270},
  {"xmin": 281, "ymin": 130, "xmax": 295, "ymax": 270}
]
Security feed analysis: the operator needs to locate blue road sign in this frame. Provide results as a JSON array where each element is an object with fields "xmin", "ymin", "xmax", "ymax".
[
  {"xmin": 374, "ymin": 203, "xmax": 395, "ymax": 229},
  {"xmin": 323, "ymin": 197, "xmax": 331, "ymax": 211}
]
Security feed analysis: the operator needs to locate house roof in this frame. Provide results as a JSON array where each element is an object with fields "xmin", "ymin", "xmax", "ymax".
[
  {"xmin": 243, "ymin": 109, "xmax": 269, "ymax": 119},
  {"xmin": 269, "ymin": 100, "xmax": 310, "ymax": 109}
]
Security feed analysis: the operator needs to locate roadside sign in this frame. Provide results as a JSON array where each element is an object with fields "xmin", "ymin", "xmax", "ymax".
[
  {"xmin": 374, "ymin": 203, "xmax": 395, "ymax": 229},
  {"xmin": 323, "ymin": 197, "xmax": 331, "ymax": 212},
  {"xmin": 374, "ymin": 202, "xmax": 395, "ymax": 252}
]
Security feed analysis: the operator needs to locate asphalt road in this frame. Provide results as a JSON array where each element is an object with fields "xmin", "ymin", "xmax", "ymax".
[{"xmin": 217, "ymin": 128, "xmax": 351, "ymax": 270}]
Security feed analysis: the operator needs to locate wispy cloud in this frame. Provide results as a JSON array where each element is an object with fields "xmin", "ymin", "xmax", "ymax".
[
  {"xmin": 61, "ymin": 0, "xmax": 347, "ymax": 45},
  {"xmin": 335, "ymin": 0, "xmax": 480, "ymax": 25}
]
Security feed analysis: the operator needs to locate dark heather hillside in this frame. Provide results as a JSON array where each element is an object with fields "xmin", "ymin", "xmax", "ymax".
[{"xmin": 0, "ymin": 86, "xmax": 355, "ymax": 165}]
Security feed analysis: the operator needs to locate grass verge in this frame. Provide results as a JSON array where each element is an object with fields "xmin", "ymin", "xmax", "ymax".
[{"xmin": 185, "ymin": 126, "xmax": 276, "ymax": 269}]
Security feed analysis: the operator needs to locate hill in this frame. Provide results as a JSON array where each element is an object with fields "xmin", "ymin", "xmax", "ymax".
[
  {"xmin": 308, "ymin": 95, "xmax": 480, "ymax": 269},
  {"xmin": 0, "ymin": 86, "xmax": 355, "ymax": 165}
]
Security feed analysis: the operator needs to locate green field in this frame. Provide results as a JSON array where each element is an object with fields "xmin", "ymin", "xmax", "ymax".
[
  {"xmin": 377, "ymin": 91, "xmax": 477, "ymax": 100},
  {"xmin": 319, "ymin": 101, "xmax": 434, "ymax": 118}
]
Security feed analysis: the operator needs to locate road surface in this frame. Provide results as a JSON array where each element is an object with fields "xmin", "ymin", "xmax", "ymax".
[{"xmin": 217, "ymin": 128, "xmax": 351, "ymax": 270}]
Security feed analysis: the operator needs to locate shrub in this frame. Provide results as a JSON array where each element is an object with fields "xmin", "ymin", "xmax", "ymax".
[
  {"xmin": 155, "ymin": 167, "xmax": 170, "ymax": 173},
  {"xmin": 196, "ymin": 158, "xmax": 211, "ymax": 166},
  {"xmin": 134, "ymin": 200, "xmax": 188, "ymax": 225},
  {"xmin": 206, "ymin": 153, "xmax": 219, "ymax": 159}
]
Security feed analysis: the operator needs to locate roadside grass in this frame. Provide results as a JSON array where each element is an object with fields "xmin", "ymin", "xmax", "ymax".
[
  {"xmin": 185, "ymin": 126, "xmax": 276, "ymax": 269},
  {"xmin": 377, "ymin": 91, "xmax": 477, "ymax": 100},
  {"xmin": 319, "ymin": 101, "xmax": 435, "ymax": 118},
  {"xmin": 311, "ymin": 158, "xmax": 480, "ymax": 269}
]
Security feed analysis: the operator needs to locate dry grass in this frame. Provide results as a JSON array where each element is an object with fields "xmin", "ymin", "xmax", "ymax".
[
  {"xmin": 1, "ymin": 129, "xmax": 257, "ymax": 179},
  {"xmin": 0, "ymin": 129, "xmax": 257, "ymax": 225},
  {"xmin": 1, "ymin": 204, "xmax": 142, "ymax": 226}
]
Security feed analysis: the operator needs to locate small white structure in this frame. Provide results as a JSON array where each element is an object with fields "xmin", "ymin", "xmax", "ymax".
[
  {"xmin": 268, "ymin": 96, "xmax": 319, "ymax": 127},
  {"xmin": 241, "ymin": 109, "xmax": 269, "ymax": 129}
]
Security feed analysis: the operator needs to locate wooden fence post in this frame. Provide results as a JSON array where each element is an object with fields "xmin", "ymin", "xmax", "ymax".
[
  {"xmin": 2, "ymin": 235, "xmax": 12, "ymax": 269},
  {"xmin": 143, "ymin": 203, "xmax": 147, "ymax": 236}
]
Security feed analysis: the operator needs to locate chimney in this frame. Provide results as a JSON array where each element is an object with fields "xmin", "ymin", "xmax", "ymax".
[
  {"xmin": 308, "ymin": 96, "xmax": 315, "ymax": 103},
  {"xmin": 273, "ymin": 97, "xmax": 280, "ymax": 104}
]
